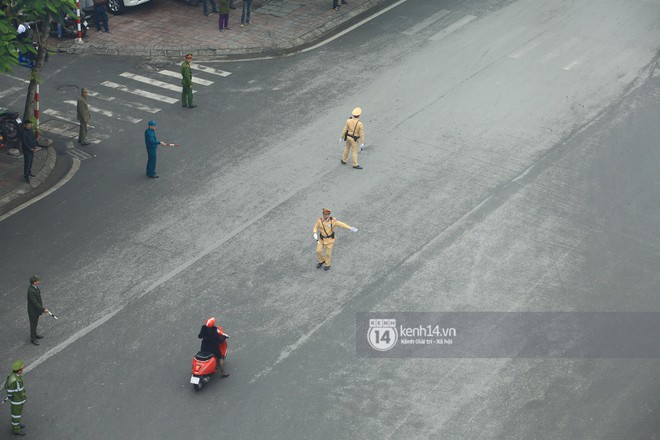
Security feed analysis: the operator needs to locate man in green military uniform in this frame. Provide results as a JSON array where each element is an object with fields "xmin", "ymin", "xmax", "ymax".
[
  {"xmin": 27, "ymin": 275, "xmax": 48, "ymax": 346},
  {"xmin": 5, "ymin": 360, "xmax": 27, "ymax": 436},
  {"xmin": 76, "ymin": 88, "xmax": 91, "ymax": 146},
  {"xmin": 181, "ymin": 54, "xmax": 196, "ymax": 108}
]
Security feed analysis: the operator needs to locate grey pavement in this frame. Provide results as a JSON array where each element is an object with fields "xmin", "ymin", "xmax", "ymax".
[
  {"xmin": 58, "ymin": 0, "xmax": 389, "ymax": 57},
  {"xmin": 0, "ymin": 0, "xmax": 386, "ymax": 217}
]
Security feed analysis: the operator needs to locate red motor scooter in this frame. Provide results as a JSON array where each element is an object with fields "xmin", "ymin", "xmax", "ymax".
[{"xmin": 190, "ymin": 332, "xmax": 229, "ymax": 391}]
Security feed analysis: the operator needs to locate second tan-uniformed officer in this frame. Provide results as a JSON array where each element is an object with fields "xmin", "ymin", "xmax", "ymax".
[
  {"xmin": 313, "ymin": 208, "xmax": 358, "ymax": 271},
  {"xmin": 340, "ymin": 107, "xmax": 365, "ymax": 169}
]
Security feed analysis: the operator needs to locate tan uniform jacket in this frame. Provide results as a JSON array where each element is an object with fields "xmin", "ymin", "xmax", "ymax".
[
  {"xmin": 313, "ymin": 217, "xmax": 351, "ymax": 244},
  {"xmin": 341, "ymin": 118, "xmax": 364, "ymax": 144}
]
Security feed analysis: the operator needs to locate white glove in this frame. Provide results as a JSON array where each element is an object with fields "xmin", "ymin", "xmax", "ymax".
[
  {"xmin": 350, "ymin": 227, "xmax": 358, "ymax": 232},
  {"xmin": 359, "ymin": 143, "xmax": 364, "ymax": 147},
  {"xmin": 339, "ymin": 137, "xmax": 343, "ymax": 143},
  {"xmin": 313, "ymin": 233, "xmax": 318, "ymax": 240}
]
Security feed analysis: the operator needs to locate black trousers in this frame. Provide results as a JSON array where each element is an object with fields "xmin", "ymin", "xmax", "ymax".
[
  {"xmin": 23, "ymin": 150, "xmax": 34, "ymax": 179},
  {"xmin": 29, "ymin": 314, "xmax": 40, "ymax": 340}
]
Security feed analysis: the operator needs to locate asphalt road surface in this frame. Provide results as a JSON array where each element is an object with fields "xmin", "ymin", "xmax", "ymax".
[{"xmin": 1, "ymin": 0, "xmax": 660, "ymax": 438}]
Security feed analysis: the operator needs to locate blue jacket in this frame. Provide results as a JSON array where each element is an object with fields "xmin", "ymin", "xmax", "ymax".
[{"xmin": 144, "ymin": 128, "xmax": 159, "ymax": 150}]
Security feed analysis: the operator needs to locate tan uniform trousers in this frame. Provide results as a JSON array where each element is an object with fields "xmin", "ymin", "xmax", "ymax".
[
  {"xmin": 342, "ymin": 138, "xmax": 359, "ymax": 167},
  {"xmin": 316, "ymin": 239, "xmax": 335, "ymax": 266}
]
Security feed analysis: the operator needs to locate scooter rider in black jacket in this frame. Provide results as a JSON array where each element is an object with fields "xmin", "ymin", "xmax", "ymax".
[{"xmin": 198, "ymin": 317, "xmax": 230, "ymax": 377}]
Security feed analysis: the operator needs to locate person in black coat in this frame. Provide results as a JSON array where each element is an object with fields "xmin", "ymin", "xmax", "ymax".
[
  {"xmin": 20, "ymin": 120, "xmax": 37, "ymax": 184},
  {"xmin": 198, "ymin": 317, "xmax": 229, "ymax": 377}
]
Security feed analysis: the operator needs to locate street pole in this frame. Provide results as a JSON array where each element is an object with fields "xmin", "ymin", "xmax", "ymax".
[
  {"xmin": 34, "ymin": 82, "xmax": 40, "ymax": 139},
  {"xmin": 76, "ymin": 0, "xmax": 83, "ymax": 43}
]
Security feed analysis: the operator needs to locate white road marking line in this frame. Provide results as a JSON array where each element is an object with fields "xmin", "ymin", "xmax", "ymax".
[
  {"xmin": 64, "ymin": 100, "xmax": 142, "ymax": 124},
  {"xmin": 2, "ymin": 74, "xmax": 29, "ymax": 84},
  {"xmin": 429, "ymin": 15, "xmax": 477, "ymax": 41},
  {"xmin": 562, "ymin": 58, "xmax": 581, "ymax": 70},
  {"xmin": 157, "ymin": 69, "xmax": 214, "ymax": 86},
  {"xmin": 536, "ymin": 37, "xmax": 581, "ymax": 64},
  {"xmin": 198, "ymin": 0, "xmax": 410, "ymax": 61},
  {"xmin": 0, "ymin": 158, "xmax": 81, "ymax": 223},
  {"xmin": 402, "ymin": 9, "xmax": 451, "ymax": 36},
  {"xmin": 119, "ymin": 72, "xmax": 190, "ymax": 93},
  {"xmin": 301, "ymin": 0, "xmax": 408, "ymax": 53},
  {"xmin": 39, "ymin": 124, "xmax": 76, "ymax": 137},
  {"xmin": 67, "ymin": 149, "xmax": 92, "ymax": 160},
  {"xmin": 507, "ymin": 35, "xmax": 549, "ymax": 59},
  {"xmin": 100, "ymin": 81, "xmax": 179, "ymax": 104},
  {"xmin": 41, "ymin": 109, "xmax": 96, "ymax": 128},
  {"xmin": 41, "ymin": 108, "xmax": 77, "ymax": 124},
  {"xmin": 191, "ymin": 64, "xmax": 231, "ymax": 77},
  {"xmin": 0, "ymin": 86, "xmax": 23, "ymax": 98},
  {"xmin": 490, "ymin": 26, "xmax": 528, "ymax": 48},
  {"xmin": 87, "ymin": 90, "xmax": 162, "ymax": 113}
]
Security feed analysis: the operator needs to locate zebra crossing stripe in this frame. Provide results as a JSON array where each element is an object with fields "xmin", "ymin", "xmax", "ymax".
[
  {"xmin": 39, "ymin": 124, "xmax": 76, "ymax": 138},
  {"xmin": 429, "ymin": 15, "xmax": 477, "ymax": 41},
  {"xmin": 403, "ymin": 9, "xmax": 451, "ymax": 36},
  {"xmin": 191, "ymin": 64, "xmax": 231, "ymax": 77},
  {"xmin": 64, "ymin": 100, "xmax": 142, "ymax": 124},
  {"xmin": 67, "ymin": 149, "xmax": 92, "ymax": 160},
  {"xmin": 42, "ymin": 109, "xmax": 96, "ymax": 128},
  {"xmin": 157, "ymin": 70, "xmax": 214, "ymax": 86},
  {"xmin": 0, "ymin": 86, "xmax": 23, "ymax": 98},
  {"xmin": 119, "ymin": 72, "xmax": 189, "ymax": 93},
  {"xmin": 87, "ymin": 90, "xmax": 162, "ymax": 113},
  {"xmin": 101, "ymin": 81, "xmax": 179, "ymax": 104}
]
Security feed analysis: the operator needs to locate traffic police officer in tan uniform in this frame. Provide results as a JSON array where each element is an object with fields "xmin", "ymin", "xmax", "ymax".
[
  {"xmin": 340, "ymin": 107, "xmax": 365, "ymax": 169},
  {"xmin": 313, "ymin": 208, "xmax": 358, "ymax": 271}
]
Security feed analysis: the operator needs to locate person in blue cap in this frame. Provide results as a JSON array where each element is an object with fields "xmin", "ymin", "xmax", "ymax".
[{"xmin": 144, "ymin": 120, "xmax": 166, "ymax": 178}]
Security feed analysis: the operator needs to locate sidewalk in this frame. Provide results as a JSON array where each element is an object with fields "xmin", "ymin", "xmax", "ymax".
[
  {"xmin": 0, "ymin": 140, "xmax": 57, "ymax": 217},
  {"xmin": 58, "ymin": 0, "xmax": 388, "ymax": 57},
  {"xmin": 0, "ymin": 0, "xmax": 387, "ymax": 218}
]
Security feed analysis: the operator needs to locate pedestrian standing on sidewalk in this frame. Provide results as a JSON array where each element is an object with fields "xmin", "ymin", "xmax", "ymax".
[
  {"xmin": 312, "ymin": 208, "xmax": 358, "ymax": 271},
  {"xmin": 27, "ymin": 275, "xmax": 48, "ymax": 346},
  {"xmin": 340, "ymin": 106, "xmax": 365, "ymax": 169},
  {"xmin": 77, "ymin": 88, "xmax": 91, "ymax": 146},
  {"xmin": 333, "ymin": 0, "xmax": 348, "ymax": 11},
  {"xmin": 202, "ymin": 0, "xmax": 218, "ymax": 17},
  {"xmin": 93, "ymin": 0, "xmax": 109, "ymax": 32},
  {"xmin": 181, "ymin": 54, "xmax": 196, "ymax": 108},
  {"xmin": 240, "ymin": 0, "xmax": 252, "ymax": 26},
  {"xmin": 19, "ymin": 121, "xmax": 37, "ymax": 184},
  {"xmin": 218, "ymin": 0, "xmax": 230, "ymax": 31},
  {"xmin": 5, "ymin": 360, "xmax": 27, "ymax": 436}
]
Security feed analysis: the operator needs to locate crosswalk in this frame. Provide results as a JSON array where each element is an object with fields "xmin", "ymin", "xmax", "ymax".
[
  {"xmin": 30, "ymin": 63, "xmax": 231, "ymax": 143},
  {"xmin": 403, "ymin": 8, "xmax": 649, "ymax": 79}
]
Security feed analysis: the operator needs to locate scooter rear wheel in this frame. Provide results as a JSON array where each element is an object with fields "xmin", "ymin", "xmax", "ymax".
[
  {"xmin": 0, "ymin": 119, "xmax": 18, "ymax": 140},
  {"xmin": 193, "ymin": 381, "xmax": 204, "ymax": 391}
]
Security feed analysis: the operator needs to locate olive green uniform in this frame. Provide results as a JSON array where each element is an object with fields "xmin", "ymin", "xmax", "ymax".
[
  {"xmin": 341, "ymin": 118, "xmax": 365, "ymax": 167},
  {"xmin": 5, "ymin": 371, "xmax": 26, "ymax": 434},
  {"xmin": 76, "ymin": 94, "xmax": 90, "ymax": 143},
  {"xmin": 27, "ymin": 284, "xmax": 45, "ymax": 342},
  {"xmin": 181, "ymin": 61, "xmax": 193, "ymax": 107},
  {"xmin": 313, "ymin": 216, "xmax": 352, "ymax": 267}
]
